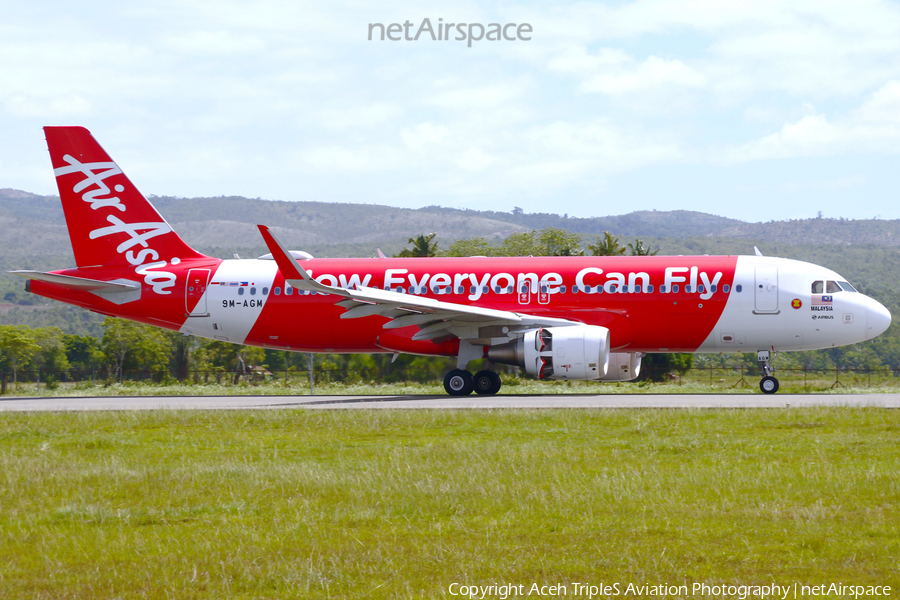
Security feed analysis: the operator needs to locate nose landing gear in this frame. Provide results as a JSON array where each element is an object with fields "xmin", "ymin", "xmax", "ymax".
[{"xmin": 758, "ymin": 350, "xmax": 779, "ymax": 394}]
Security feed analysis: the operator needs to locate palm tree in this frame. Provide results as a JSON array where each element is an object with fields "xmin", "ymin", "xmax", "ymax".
[
  {"xmin": 627, "ymin": 239, "xmax": 659, "ymax": 256},
  {"xmin": 587, "ymin": 231, "xmax": 625, "ymax": 256},
  {"xmin": 396, "ymin": 233, "xmax": 439, "ymax": 257}
]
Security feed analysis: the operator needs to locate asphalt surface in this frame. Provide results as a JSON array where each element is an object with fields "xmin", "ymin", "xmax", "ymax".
[{"xmin": 1, "ymin": 393, "xmax": 898, "ymax": 411}]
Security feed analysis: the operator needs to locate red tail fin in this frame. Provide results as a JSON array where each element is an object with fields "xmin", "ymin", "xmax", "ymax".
[{"xmin": 44, "ymin": 126, "xmax": 206, "ymax": 268}]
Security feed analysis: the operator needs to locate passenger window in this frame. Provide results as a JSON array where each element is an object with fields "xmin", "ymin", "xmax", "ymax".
[
  {"xmin": 826, "ymin": 280, "xmax": 840, "ymax": 294},
  {"xmin": 735, "ymin": 284, "xmax": 742, "ymax": 293},
  {"xmin": 238, "ymin": 288, "xmax": 244, "ymax": 296},
  {"xmin": 285, "ymin": 286, "xmax": 293, "ymax": 296},
  {"xmin": 250, "ymin": 287, "xmax": 256, "ymax": 295},
  {"xmin": 811, "ymin": 281, "xmax": 824, "ymax": 294},
  {"xmin": 722, "ymin": 284, "xmax": 730, "ymax": 293},
  {"xmin": 274, "ymin": 287, "xmax": 281, "ymax": 296},
  {"xmin": 672, "ymin": 284, "xmax": 679, "ymax": 293}
]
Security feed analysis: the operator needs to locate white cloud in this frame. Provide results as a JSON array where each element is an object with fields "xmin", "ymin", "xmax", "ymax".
[
  {"xmin": 425, "ymin": 77, "xmax": 531, "ymax": 111},
  {"xmin": 319, "ymin": 103, "xmax": 403, "ymax": 129},
  {"xmin": 723, "ymin": 80, "xmax": 900, "ymax": 162},
  {"xmin": 736, "ymin": 174, "xmax": 867, "ymax": 194},
  {"xmin": 161, "ymin": 30, "xmax": 268, "ymax": 55},
  {"xmin": 4, "ymin": 93, "xmax": 92, "ymax": 118},
  {"xmin": 455, "ymin": 147, "xmax": 499, "ymax": 172},
  {"xmin": 400, "ymin": 122, "xmax": 450, "ymax": 151},
  {"xmin": 549, "ymin": 47, "xmax": 707, "ymax": 95},
  {"xmin": 301, "ymin": 144, "xmax": 406, "ymax": 172}
]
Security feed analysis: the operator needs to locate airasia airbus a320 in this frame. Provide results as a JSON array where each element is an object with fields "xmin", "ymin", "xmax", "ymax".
[{"xmin": 12, "ymin": 127, "xmax": 892, "ymax": 395}]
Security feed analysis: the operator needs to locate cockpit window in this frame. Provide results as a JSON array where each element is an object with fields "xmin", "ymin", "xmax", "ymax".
[{"xmin": 812, "ymin": 280, "xmax": 854, "ymax": 294}]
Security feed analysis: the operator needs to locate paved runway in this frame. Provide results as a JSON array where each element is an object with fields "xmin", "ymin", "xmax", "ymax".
[{"xmin": 1, "ymin": 393, "xmax": 898, "ymax": 411}]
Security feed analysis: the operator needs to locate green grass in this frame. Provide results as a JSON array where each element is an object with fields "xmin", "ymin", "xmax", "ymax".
[{"xmin": 1, "ymin": 409, "xmax": 898, "ymax": 599}]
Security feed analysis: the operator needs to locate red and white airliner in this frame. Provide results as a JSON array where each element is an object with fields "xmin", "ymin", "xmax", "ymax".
[{"xmin": 12, "ymin": 127, "xmax": 892, "ymax": 395}]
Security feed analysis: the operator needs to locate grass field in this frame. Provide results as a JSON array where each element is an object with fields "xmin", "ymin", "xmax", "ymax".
[{"xmin": 1, "ymin": 408, "xmax": 898, "ymax": 599}]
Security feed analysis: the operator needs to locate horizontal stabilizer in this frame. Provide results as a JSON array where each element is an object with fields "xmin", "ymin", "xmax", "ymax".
[{"xmin": 9, "ymin": 270, "xmax": 140, "ymax": 293}]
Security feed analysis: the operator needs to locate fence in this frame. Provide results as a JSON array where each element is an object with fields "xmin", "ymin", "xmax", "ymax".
[
  {"xmin": 648, "ymin": 366, "xmax": 898, "ymax": 389},
  {"xmin": 1, "ymin": 365, "xmax": 897, "ymax": 395}
]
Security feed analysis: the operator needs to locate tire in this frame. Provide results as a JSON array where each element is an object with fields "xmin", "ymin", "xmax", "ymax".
[
  {"xmin": 444, "ymin": 369, "xmax": 474, "ymax": 396},
  {"xmin": 474, "ymin": 370, "xmax": 502, "ymax": 395},
  {"xmin": 760, "ymin": 376, "xmax": 779, "ymax": 394}
]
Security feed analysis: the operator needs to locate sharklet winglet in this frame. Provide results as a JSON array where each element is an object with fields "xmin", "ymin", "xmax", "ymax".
[{"xmin": 257, "ymin": 225, "xmax": 335, "ymax": 296}]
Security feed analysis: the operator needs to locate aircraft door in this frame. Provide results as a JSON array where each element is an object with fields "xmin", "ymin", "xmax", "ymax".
[
  {"xmin": 186, "ymin": 268, "xmax": 210, "ymax": 316},
  {"xmin": 754, "ymin": 266, "xmax": 779, "ymax": 313}
]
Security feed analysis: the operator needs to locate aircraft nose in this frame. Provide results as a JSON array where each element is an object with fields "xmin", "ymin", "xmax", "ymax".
[{"xmin": 866, "ymin": 299, "xmax": 892, "ymax": 339}]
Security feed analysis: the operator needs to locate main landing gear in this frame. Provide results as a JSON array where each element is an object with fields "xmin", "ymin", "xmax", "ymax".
[
  {"xmin": 757, "ymin": 350, "xmax": 779, "ymax": 394},
  {"xmin": 443, "ymin": 369, "xmax": 502, "ymax": 396},
  {"xmin": 443, "ymin": 340, "xmax": 503, "ymax": 396}
]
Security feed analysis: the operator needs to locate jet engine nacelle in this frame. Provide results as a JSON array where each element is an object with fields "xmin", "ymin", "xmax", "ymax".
[
  {"xmin": 488, "ymin": 325, "xmax": 610, "ymax": 380},
  {"xmin": 600, "ymin": 352, "xmax": 642, "ymax": 381}
]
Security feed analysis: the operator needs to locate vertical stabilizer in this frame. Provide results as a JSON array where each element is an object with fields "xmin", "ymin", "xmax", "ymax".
[{"xmin": 44, "ymin": 126, "xmax": 206, "ymax": 268}]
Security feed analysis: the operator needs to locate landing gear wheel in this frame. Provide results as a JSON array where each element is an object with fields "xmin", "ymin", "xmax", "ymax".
[
  {"xmin": 473, "ymin": 370, "xmax": 502, "ymax": 395},
  {"xmin": 444, "ymin": 369, "xmax": 474, "ymax": 396},
  {"xmin": 760, "ymin": 376, "xmax": 779, "ymax": 394}
]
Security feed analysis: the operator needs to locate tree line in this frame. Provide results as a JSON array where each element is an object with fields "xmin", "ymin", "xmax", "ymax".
[
  {"xmin": 397, "ymin": 227, "xmax": 659, "ymax": 258},
  {"xmin": 0, "ymin": 319, "xmax": 466, "ymax": 386}
]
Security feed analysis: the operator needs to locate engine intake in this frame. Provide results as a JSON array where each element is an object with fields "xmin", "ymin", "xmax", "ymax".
[{"xmin": 488, "ymin": 325, "xmax": 610, "ymax": 380}]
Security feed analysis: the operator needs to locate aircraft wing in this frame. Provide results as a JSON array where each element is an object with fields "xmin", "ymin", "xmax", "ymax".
[{"xmin": 257, "ymin": 225, "xmax": 579, "ymax": 343}]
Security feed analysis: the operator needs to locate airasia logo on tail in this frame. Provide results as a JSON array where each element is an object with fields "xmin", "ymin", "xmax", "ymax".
[{"xmin": 54, "ymin": 154, "xmax": 178, "ymax": 295}]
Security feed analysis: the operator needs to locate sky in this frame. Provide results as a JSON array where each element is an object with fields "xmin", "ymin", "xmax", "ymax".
[{"xmin": 3, "ymin": 0, "xmax": 900, "ymax": 223}]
